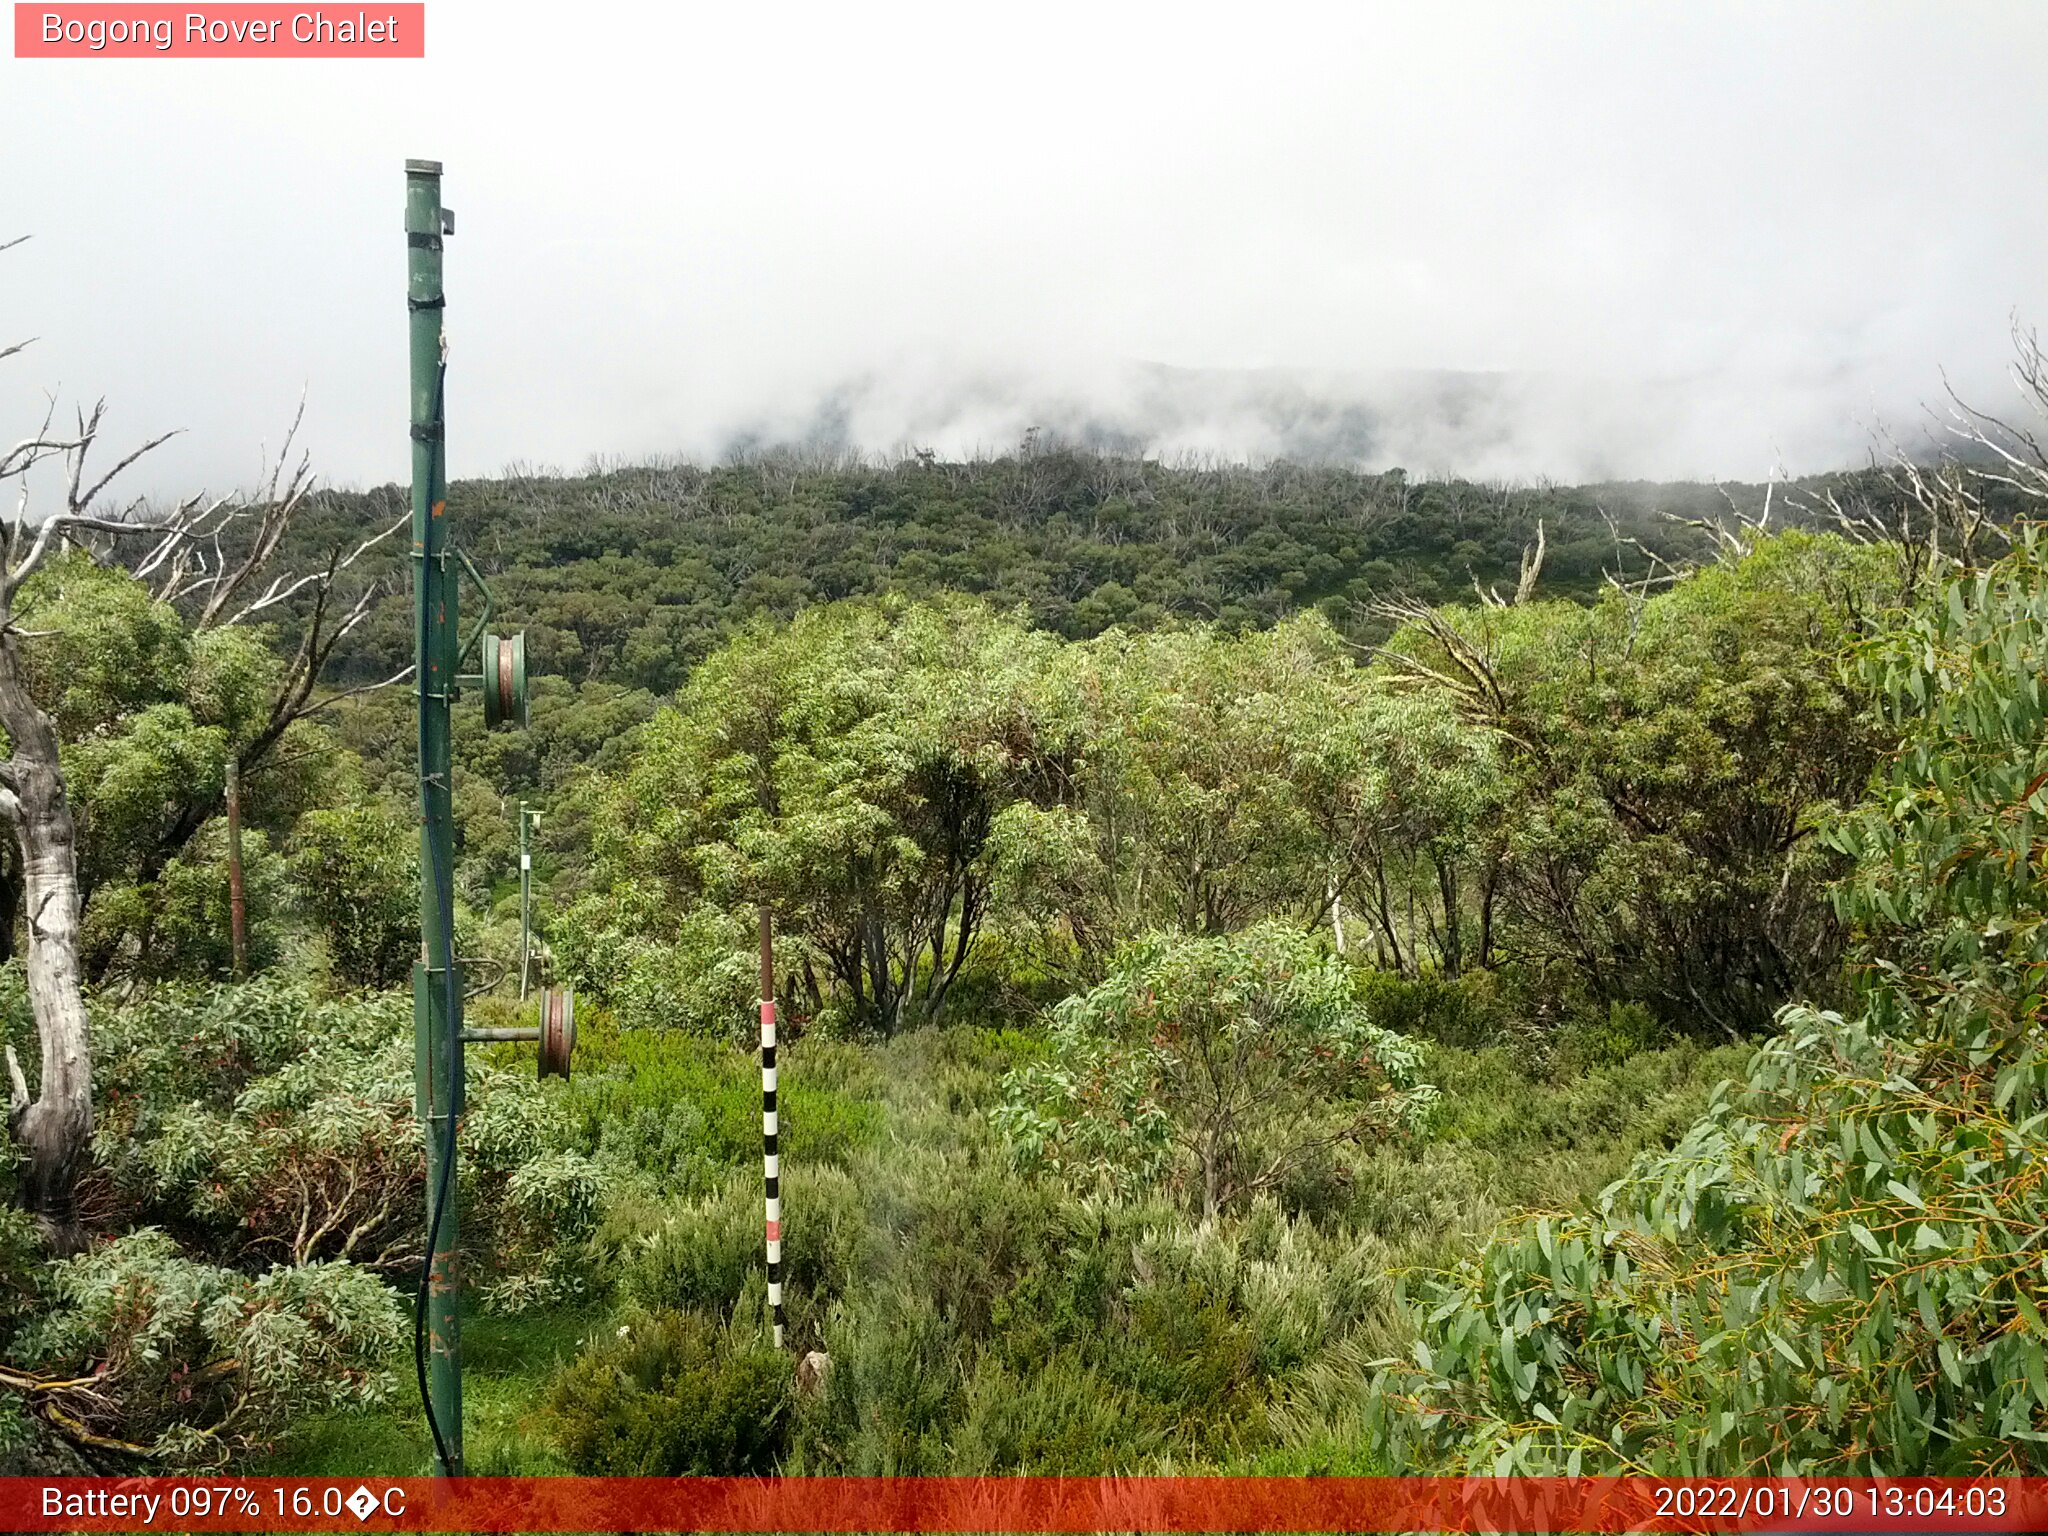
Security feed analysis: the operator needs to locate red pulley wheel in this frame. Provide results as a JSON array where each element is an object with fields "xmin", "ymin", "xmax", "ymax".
[
  {"xmin": 537, "ymin": 986, "xmax": 575, "ymax": 1079},
  {"xmin": 481, "ymin": 631, "xmax": 529, "ymax": 731}
]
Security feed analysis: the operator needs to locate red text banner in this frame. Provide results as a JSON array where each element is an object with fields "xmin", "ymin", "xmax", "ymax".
[
  {"xmin": 14, "ymin": 4, "xmax": 424, "ymax": 57},
  {"xmin": 5, "ymin": 1476, "xmax": 2048, "ymax": 1533}
]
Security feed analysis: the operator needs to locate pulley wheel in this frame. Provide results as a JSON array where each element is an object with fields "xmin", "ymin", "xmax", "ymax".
[
  {"xmin": 537, "ymin": 985, "xmax": 575, "ymax": 1079},
  {"xmin": 481, "ymin": 630, "xmax": 529, "ymax": 731}
]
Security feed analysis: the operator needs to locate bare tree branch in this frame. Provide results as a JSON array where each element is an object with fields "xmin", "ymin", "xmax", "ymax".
[
  {"xmin": 220, "ymin": 508, "xmax": 405, "ymax": 627},
  {"xmin": 72, "ymin": 427, "xmax": 182, "ymax": 518}
]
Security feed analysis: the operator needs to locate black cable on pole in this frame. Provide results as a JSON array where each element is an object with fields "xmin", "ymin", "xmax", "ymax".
[{"xmin": 413, "ymin": 357, "xmax": 459, "ymax": 1478}]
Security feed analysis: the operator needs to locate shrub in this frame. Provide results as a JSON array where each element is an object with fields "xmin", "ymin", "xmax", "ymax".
[
  {"xmin": 627, "ymin": 1163, "xmax": 865, "ymax": 1333},
  {"xmin": 291, "ymin": 802, "xmax": 419, "ymax": 989},
  {"xmin": 0, "ymin": 1205, "xmax": 51, "ymax": 1346},
  {"xmin": 547, "ymin": 1310, "xmax": 789, "ymax": 1474},
  {"xmin": 800, "ymin": 1281, "xmax": 960, "ymax": 1474},
  {"xmin": 567, "ymin": 1029, "xmax": 880, "ymax": 1201},
  {"xmin": 995, "ymin": 924, "xmax": 1435, "ymax": 1216},
  {"xmin": 94, "ymin": 979, "xmax": 605, "ymax": 1309},
  {"xmin": 1555, "ymin": 1000, "xmax": 1666, "ymax": 1072},
  {"xmin": 1349, "ymin": 968, "xmax": 1503, "ymax": 1048},
  {"xmin": 950, "ymin": 1352, "xmax": 1169, "ymax": 1473},
  {"xmin": 555, "ymin": 897, "xmax": 763, "ymax": 1041},
  {"xmin": 14, "ymin": 1230, "xmax": 404, "ymax": 1466}
]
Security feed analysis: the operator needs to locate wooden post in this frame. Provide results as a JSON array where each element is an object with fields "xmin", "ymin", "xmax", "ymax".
[{"xmin": 225, "ymin": 756, "xmax": 247, "ymax": 979}]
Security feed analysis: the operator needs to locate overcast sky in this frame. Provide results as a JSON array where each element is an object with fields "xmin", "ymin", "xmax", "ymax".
[{"xmin": 5, "ymin": 0, "xmax": 2047, "ymax": 499}]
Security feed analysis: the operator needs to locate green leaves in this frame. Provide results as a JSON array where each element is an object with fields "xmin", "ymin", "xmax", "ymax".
[
  {"xmin": 1393, "ymin": 529, "xmax": 1896, "ymax": 1035},
  {"xmin": 1367, "ymin": 533, "xmax": 2048, "ymax": 1475},
  {"xmin": 290, "ymin": 802, "xmax": 419, "ymax": 989},
  {"xmin": 15, "ymin": 551, "xmax": 193, "ymax": 738},
  {"xmin": 572, "ymin": 596, "xmax": 1502, "ymax": 1034},
  {"xmin": 16, "ymin": 1226, "xmax": 406, "ymax": 1466},
  {"xmin": 573, "ymin": 598, "xmax": 1071, "ymax": 1035},
  {"xmin": 994, "ymin": 924, "xmax": 1434, "ymax": 1217}
]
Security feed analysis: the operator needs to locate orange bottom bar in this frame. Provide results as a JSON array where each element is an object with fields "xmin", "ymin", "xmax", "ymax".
[{"xmin": 8, "ymin": 1475, "xmax": 2048, "ymax": 1533}]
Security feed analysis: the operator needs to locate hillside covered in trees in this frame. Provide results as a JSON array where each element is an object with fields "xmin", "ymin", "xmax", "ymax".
[
  {"xmin": 288, "ymin": 452, "xmax": 1909, "ymax": 913},
  {"xmin": 303, "ymin": 452, "xmax": 1836, "ymax": 694},
  {"xmin": 3, "ymin": 416, "xmax": 2045, "ymax": 1480}
]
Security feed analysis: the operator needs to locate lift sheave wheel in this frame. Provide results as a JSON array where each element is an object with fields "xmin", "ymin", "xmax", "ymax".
[
  {"xmin": 537, "ymin": 986, "xmax": 575, "ymax": 1079},
  {"xmin": 481, "ymin": 631, "xmax": 529, "ymax": 730}
]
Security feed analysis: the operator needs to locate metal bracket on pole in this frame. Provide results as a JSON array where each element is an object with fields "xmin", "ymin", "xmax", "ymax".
[{"xmin": 454, "ymin": 546, "xmax": 495, "ymax": 670}]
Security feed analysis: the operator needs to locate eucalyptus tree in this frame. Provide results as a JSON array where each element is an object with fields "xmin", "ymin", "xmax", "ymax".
[
  {"xmin": 1371, "ymin": 519, "xmax": 2048, "ymax": 1476},
  {"xmin": 1375, "ymin": 529, "xmax": 1900, "ymax": 1035},
  {"xmin": 992, "ymin": 614, "xmax": 1496, "ymax": 975},
  {"xmin": 578, "ymin": 597, "xmax": 1073, "ymax": 1036}
]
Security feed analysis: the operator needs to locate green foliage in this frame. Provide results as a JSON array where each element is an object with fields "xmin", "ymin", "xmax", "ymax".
[
  {"xmin": 1369, "ymin": 529, "xmax": 2048, "ymax": 1474},
  {"xmin": 18, "ymin": 554, "xmax": 347, "ymax": 986},
  {"xmin": 90, "ymin": 979, "xmax": 604, "ymax": 1311},
  {"xmin": 1349, "ymin": 968, "xmax": 1504, "ymax": 1048},
  {"xmin": 564, "ymin": 1024, "xmax": 879, "ymax": 1203},
  {"xmin": 300, "ymin": 456, "xmax": 1763, "ymax": 700},
  {"xmin": 1017, "ymin": 620, "xmax": 1499, "ymax": 955},
  {"xmin": 258, "ymin": 999, "xmax": 1735, "ymax": 1478},
  {"xmin": 572, "ymin": 596, "xmax": 1512, "ymax": 1033},
  {"xmin": 570, "ymin": 535, "xmax": 1870, "ymax": 1046},
  {"xmin": 22, "ymin": 447, "xmax": 1981, "ymax": 1479},
  {"xmin": 947, "ymin": 1352, "xmax": 1167, "ymax": 1473},
  {"xmin": 15, "ymin": 1229, "xmax": 404, "ymax": 1466},
  {"xmin": 1388, "ymin": 531, "xmax": 1897, "ymax": 1034},
  {"xmin": 0, "ymin": 1204, "xmax": 51, "ymax": 1346},
  {"xmin": 554, "ymin": 899, "xmax": 759, "ymax": 1041},
  {"xmin": 784, "ymin": 1017, "xmax": 1489, "ymax": 1473},
  {"xmin": 627, "ymin": 1164, "xmax": 865, "ymax": 1331},
  {"xmin": 996, "ymin": 924, "xmax": 1435, "ymax": 1216},
  {"xmin": 546, "ymin": 1309, "xmax": 789, "ymax": 1474},
  {"xmin": 1555, "ymin": 1000, "xmax": 1667, "ymax": 1072},
  {"xmin": 290, "ymin": 801, "xmax": 419, "ymax": 989},
  {"xmin": 16, "ymin": 554, "xmax": 191, "ymax": 738},
  {"xmin": 1424, "ymin": 1039, "xmax": 1736, "ymax": 1164},
  {"xmin": 573, "ymin": 598, "xmax": 1072, "ymax": 1035},
  {"xmin": 82, "ymin": 822, "xmax": 291, "ymax": 983}
]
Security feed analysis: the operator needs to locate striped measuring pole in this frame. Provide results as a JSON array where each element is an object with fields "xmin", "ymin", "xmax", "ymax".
[{"xmin": 758, "ymin": 908, "xmax": 784, "ymax": 1348}]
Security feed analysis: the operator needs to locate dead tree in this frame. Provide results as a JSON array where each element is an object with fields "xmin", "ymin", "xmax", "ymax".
[
  {"xmin": 100, "ymin": 401, "xmax": 408, "ymax": 901},
  {"xmin": 1472, "ymin": 518, "xmax": 1547, "ymax": 609},
  {"xmin": 0, "ymin": 237, "xmax": 405, "ymax": 1243},
  {"xmin": 1793, "ymin": 324, "xmax": 2048, "ymax": 590}
]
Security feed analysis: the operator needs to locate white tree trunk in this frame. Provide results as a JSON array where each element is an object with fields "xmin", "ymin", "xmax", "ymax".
[{"xmin": 0, "ymin": 635, "xmax": 92, "ymax": 1249}]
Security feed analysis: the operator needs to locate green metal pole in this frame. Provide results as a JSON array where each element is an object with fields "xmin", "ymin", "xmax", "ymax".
[
  {"xmin": 518, "ymin": 801, "xmax": 531, "ymax": 1001},
  {"xmin": 406, "ymin": 156, "xmax": 463, "ymax": 1477}
]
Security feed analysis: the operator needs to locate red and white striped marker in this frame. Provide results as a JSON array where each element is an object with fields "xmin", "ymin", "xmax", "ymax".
[{"xmin": 758, "ymin": 908, "xmax": 784, "ymax": 1349}]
